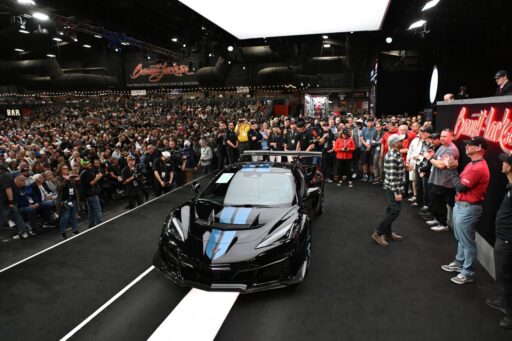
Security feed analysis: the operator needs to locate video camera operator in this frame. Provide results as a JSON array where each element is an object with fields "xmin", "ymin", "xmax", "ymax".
[
  {"xmin": 121, "ymin": 155, "xmax": 145, "ymax": 208},
  {"xmin": 153, "ymin": 151, "xmax": 174, "ymax": 196}
]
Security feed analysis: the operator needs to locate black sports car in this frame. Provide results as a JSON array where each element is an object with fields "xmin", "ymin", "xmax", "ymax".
[{"xmin": 153, "ymin": 152, "xmax": 324, "ymax": 293}]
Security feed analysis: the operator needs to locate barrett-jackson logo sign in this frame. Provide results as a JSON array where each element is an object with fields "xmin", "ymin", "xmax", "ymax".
[
  {"xmin": 454, "ymin": 106, "xmax": 512, "ymax": 153},
  {"xmin": 130, "ymin": 63, "xmax": 194, "ymax": 83}
]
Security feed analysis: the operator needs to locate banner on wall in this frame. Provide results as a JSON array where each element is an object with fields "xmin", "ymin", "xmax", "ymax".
[{"xmin": 125, "ymin": 58, "xmax": 198, "ymax": 87}]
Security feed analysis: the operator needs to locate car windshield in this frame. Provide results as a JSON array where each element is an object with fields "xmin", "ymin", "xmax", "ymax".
[{"xmin": 200, "ymin": 169, "xmax": 295, "ymax": 207}]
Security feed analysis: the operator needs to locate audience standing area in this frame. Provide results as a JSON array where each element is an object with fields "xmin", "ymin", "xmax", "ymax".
[
  {"xmin": 436, "ymin": 95, "xmax": 512, "ymax": 277},
  {"xmin": 0, "ymin": 175, "xmax": 508, "ymax": 341}
]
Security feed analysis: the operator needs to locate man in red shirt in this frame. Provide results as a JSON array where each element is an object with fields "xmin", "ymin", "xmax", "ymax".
[{"xmin": 441, "ymin": 136, "xmax": 490, "ymax": 284}]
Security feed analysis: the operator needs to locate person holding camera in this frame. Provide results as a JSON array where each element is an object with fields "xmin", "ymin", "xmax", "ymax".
[
  {"xmin": 121, "ymin": 155, "xmax": 145, "ymax": 208},
  {"xmin": 80, "ymin": 159, "xmax": 103, "ymax": 228},
  {"xmin": 55, "ymin": 163, "xmax": 79, "ymax": 239},
  {"xmin": 153, "ymin": 151, "xmax": 174, "ymax": 196}
]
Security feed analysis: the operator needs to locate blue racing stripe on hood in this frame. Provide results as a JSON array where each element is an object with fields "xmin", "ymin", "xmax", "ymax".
[
  {"xmin": 205, "ymin": 229, "xmax": 222, "ymax": 259},
  {"xmin": 233, "ymin": 207, "xmax": 252, "ymax": 224},
  {"xmin": 211, "ymin": 231, "xmax": 236, "ymax": 260},
  {"xmin": 219, "ymin": 207, "xmax": 236, "ymax": 224}
]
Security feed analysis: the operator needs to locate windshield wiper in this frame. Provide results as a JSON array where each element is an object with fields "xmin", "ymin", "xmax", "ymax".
[{"xmin": 197, "ymin": 198, "xmax": 222, "ymax": 205}]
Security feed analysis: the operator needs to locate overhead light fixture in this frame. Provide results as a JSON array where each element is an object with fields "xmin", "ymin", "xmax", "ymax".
[
  {"xmin": 408, "ymin": 19, "xmax": 426, "ymax": 30},
  {"xmin": 46, "ymin": 53, "xmax": 56, "ymax": 58},
  {"xmin": 228, "ymin": 60, "xmax": 231, "ymax": 64},
  {"xmin": 32, "ymin": 11, "xmax": 49, "ymax": 21},
  {"xmin": 121, "ymin": 41, "xmax": 130, "ymax": 46},
  {"xmin": 385, "ymin": 37, "xmax": 393, "ymax": 44},
  {"xmin": 323, "ymin": 43, "xmax": 331, "ymax": 48},
  {"xmin": 52, "ymin": 37, "xmax": 62, "ymax": 42},
  {"xmin": 19, "ymin": 29, "xmax": 30, "ymax": 34},
  {"xmin": 171, "ymin": 37, "xmax": 178, "ymax": 42},
  {"xmin": 18, "ymin": 0, "xmax": 36, "ymax": 5},
  {"xmin": 115, "ymin": 48, "xmax": 120, "ymax": 52},
  {"xmin": 422, "ymin": 0, "xmax": 440, "ymax": 11},
  {"xmin": 201, "ymin": 26, "xmax": 206, "ymax": 30},
  {"xmin": 82, "ymin": 44, "xmax": 91, "ymax": 48},
  {"xmin": 178, "ymin": 0, "xmax": 390, "ymax": 39},
  {"xmin": 322, "ymin": 35, "xmax": 328, "ymax": 39},
  {"xmin": 208, "ymin": 53, "xmax": 213, "ymax": 57},
  {"xmin": 182, "ymin": 43, "xmax": 187, "ymax": 48},
  {"xmin": 14, "ymin": 48, "xmax": 25, "ymax": 52},
  {"xmin": 72, "ymin": 36, "xmax": 78, "ymax": 42},
  {"xmin": 94, "ymin": 34, "xmax": 102, "ymax": 39},
  {"xmin": 227, "ymin": 45, "xmax": 234, "ymax": 52},
  {"xmin": 147, "ymin": 55, "xmax": 151, "ymax": 60},
  {"xmin": 242, "ymin": 66, "xmax": 246, "ymax": 70}
]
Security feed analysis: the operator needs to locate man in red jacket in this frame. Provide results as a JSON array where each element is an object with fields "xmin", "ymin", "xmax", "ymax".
[{"xmin": 334, "ymin": 129, "xmax": 355, "ymax": 187}]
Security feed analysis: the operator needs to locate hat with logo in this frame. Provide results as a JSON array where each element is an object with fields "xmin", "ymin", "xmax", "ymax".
[
  {"xmin": 387, "ymin": 133, "xmax": 406, "ymax": 147},
  {"xmin": 499, "ymin": 152, "xmax": 512, "ymax": 165},
  {"xmin": 162, "ymin": 151, "xmax": 171, "ymax": 159},
  {"xmin": 495, "ymin": 70, "xmax": 508, "ymax": 79},
  {"xmin": 431, "ymin": 132, "xmax": 440, "ymax": 139},
  {"xmin": 463, "ymin": 136, "xmax": 488, "ymax": 150},
  {"xmin": 183, "ymin": 140, "xmax": 191, "ymax": 147}
]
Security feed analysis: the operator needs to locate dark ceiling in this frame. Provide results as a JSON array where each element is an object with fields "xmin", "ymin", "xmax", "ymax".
[{"xmin": 0, "ymin": 0, "xmax": 511, "ymax": 94}]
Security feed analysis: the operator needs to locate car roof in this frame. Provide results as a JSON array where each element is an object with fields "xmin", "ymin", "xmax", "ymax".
[{"xmin": 222, "ymin": 162, "xmax": 295, "ymax": 174}]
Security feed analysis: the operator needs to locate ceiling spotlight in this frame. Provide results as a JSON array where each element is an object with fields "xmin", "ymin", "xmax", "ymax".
[
  {"xmin": 14, "ymin": 48, "xmax": 25, "ymax": 52},
  {"xmin": 32, "ymin": 12, "xmax": 49, "ymax": 21},
  {"xmin": 422, "ymin": 0, "xmax": 440, "ymax": 11},
  {"xmin": 323, "ymin": 43, "xmax": 331, "ymax": 48},
  {"xmin": 19, "ymin": 29, "xmax": 30, "ymax": 34},
  {"xmin": 242, "ymin": 66, "xmax": 246, "ymax": 70},
  {"xmin": 82, "ymin": 44, "xmax": 91, "ymax": 48},
  {"xmin": 147, "ymin": 55, "xmax": 151, "ymax": 60},
  {"xmin": 46, "ymin": 53, "xmax": 55, "ymax": 58},
  {"xmin": 228, "ymin": 60, "xmax": 231, "ymax": 64},
  {"xmin": 115, "ymin": 48, "xmax": 119, "ymax": 52},
  {"xmin": 52, "ymin": 37, "xmax": 62, "ymax": 42},
  {"xmin": 121, "ymin": 41, "xmax": 129, "ymax": 46},
  {"xmin": 408, "ymin": 19, "xmax": 427, "ymax": 30},
  {"xmin": 58, "ymin": 31, "xmax": 64, "ymax": 36},
  {"xmin": 201, "ymin": 26, "xmax": 206, "ymax": 30},
  {"xmin": 171, "ymin": 37, "xmax": 178, "ymax": 42},
  {"xmin": 322, "ymin": 35, "xmax": 328, "ymax": 39},
  {"xmin": 18, "ymin": 0, "xmax": 36, "ymax": 5},
  {"xmin": 385, "ymin": 37, "xmax": 393, "ymax": 44},
  {"xmin": 227, "ymin": 45, "xmax": 234, "ymax": 52},
  {"xmin": 94, "ymin": 34, "xmax": 102, "ymax": 39},
  {"xmin": 182, "ymin": 43, "xmax": 187, "ymax": 48},
  {"xmin": 208, "ymin": 53, "xmax": 213, "ymax": 57},
  {"xmin": 72, "ymin": 37, "xmax": 78, "ymax": 42}
]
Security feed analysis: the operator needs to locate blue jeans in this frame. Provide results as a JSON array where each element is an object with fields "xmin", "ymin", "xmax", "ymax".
[
  {"xmin": 452, "ymin": 202, "xmax": 483, "ymax": 278},
  {"xmin": 18, "ymin": 206, "xmax": 37, "ymax": 230},
  {"xmin": 377, "ymin": 189, "xmax": 402, "ymax": 236},
  {"xmin": 59, "ymin": 199, "xmax": 78, "ymax": 233},
  {"xmin": 0, "ymin": 204, "xmax": 28, "ymax": 234},
  {"xmin": 86, "ymin": 195, "xmax": 102, "ymax": 228}
]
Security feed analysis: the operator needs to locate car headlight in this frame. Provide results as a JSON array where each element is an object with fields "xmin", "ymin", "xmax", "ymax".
[
  {"xmin": 256, "ymin": 222, "xmax": 299, "ymax": 249},
  {"xmin": 164, "ymin": 215, "xmax": 185, "ymax": 242}
]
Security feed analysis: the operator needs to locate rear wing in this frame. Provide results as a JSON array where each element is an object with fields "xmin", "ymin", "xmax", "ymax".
[{"xmin": 242, "ymin": 150, "xmax": 322, "ymax": 158}]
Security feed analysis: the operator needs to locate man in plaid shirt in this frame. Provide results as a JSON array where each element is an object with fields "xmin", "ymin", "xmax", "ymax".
[{"xmin": 372, "ymin": 133, "xmax": 405, "ymax": 247}]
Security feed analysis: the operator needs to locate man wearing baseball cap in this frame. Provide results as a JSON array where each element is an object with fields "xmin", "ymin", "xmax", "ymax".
[
  {"xmin": 495, "ymin": 70, "xmax": 512, "ymax": 96},
  {"xmin": 486, "ymin": 152, "xmax": 512, "ymax": 328},
  {"xmin": 153, "ymin": 151, "xmax": 174, "ymax": 196},
  {"xmin": 372, "ymin": 133, "xmax": 405, "ymax": 247},
  {"xmin": 441, "ymin": 136, "xmax": 490, "ymax": 284}
]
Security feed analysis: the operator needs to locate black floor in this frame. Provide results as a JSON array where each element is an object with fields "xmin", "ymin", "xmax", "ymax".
[{"xmin": 0, "ymin": 179, "xmax": 509, "ymax": 341}]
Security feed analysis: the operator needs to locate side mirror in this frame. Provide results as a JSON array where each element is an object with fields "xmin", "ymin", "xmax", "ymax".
[{"xmin": 191, "ymin": 181, "xmax": 200, "ymax": 193}]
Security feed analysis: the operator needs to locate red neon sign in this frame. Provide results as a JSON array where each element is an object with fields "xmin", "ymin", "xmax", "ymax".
[
  {"xmin": 454, "ymin": 106, "xmax": 512, "ymax": 153},
  {"xmin": 130, "ymin": 63, "xmax": 194, "ymax": 83}
]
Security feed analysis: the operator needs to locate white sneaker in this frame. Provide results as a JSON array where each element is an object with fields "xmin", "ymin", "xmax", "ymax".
[
  {"xmin": 426, "ymin": 220, "xmax": 440, "ymax": 226},
  {"xmin": 408, "ymin": 196, "xmax": 416, "ymax": 202},
  {"xmin": 431, "ymin": 225, "xmax": 449, "ymax": 232},
  {"xmin": 451, "ymin": 273, "xmax": 474, "ymax": 285}
]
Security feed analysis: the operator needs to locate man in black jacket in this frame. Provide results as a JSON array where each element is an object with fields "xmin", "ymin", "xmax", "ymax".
[
  {"xmin": 224, "ymin": 121, "xmax": 238, "ymax": 165},
  {"xmin": 0, "ymin": 166, "xmax": 30, "ymax": 239},
  {"xmin": 80, "ymin": 160, "xmax": 103, "ymax": 228},
  {"xmin": 486, "ymin": 152, "xmax": 512, "ymax": 329},
  {"xmin": 122, "ymin": 155, "xmax": 145, "ymax": 208},
  {"xmin": 495, "ymin": 70, "xmax": 512, "ymax": 96}
]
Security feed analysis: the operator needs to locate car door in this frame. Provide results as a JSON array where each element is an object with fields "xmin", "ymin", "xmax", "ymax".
[{"xmin": 295, "ymin": 167, "xmax": 314, "ymax": 218}]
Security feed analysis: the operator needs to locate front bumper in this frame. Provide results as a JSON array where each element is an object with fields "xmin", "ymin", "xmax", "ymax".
[{"xmin": 153, "ymin": 240, "xmax": 306, "ymax": 293}]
